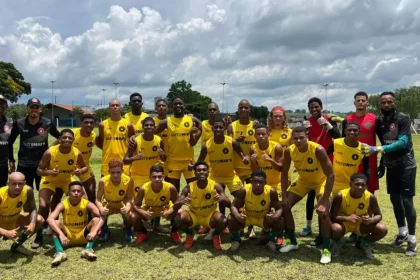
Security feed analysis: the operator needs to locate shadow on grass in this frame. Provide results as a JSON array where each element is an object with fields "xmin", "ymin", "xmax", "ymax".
[{"xmin": 0, "ymin": 248, "xmax": 37, "ymax": 267}]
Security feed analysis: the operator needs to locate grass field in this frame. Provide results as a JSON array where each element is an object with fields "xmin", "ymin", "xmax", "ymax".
[{"xmin": 1, "ymin": 128, "xmax": 419, "ymax": 280}]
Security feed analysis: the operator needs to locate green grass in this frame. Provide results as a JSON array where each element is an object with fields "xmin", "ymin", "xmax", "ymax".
[{"xmin": 1, "ymin": 128, "xmax": 420, "ymax": 280}]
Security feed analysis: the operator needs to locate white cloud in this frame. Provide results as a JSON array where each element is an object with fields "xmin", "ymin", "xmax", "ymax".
[{"xmin": 207, "ymin": 4, "xmax": 227, "ymax": 24}]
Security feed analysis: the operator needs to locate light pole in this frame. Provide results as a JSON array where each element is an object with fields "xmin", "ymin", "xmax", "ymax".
[
  {"xmin": 102, "ymin": 89, "xmax": 107, "ymax": 107},
  {"xmin": 323, "ymin": 83, "xmax": 329, "ymax": 112},
  {"xmin": 220, "ymin": 82, "xmax": 227, "ymax": 112},
  {"xmin": 113, "ymin": 82, "xmax": 119, "ymax": 99},
  {"xmin": 51, "ymin": 81, "xmax": 55, "ymax": 121}
]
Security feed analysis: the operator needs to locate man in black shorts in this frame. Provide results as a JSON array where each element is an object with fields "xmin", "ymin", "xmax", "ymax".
[
  {"xmin": 0, "ymin": 95, "xmax": 14, "ymax": 187},
  {"xmin": 8, "ymin": 97, "xmax": 60, "ymax": 191},
  {"xmin": 366, "ymin": 91, "xmax": 417, "ymax": 256}
]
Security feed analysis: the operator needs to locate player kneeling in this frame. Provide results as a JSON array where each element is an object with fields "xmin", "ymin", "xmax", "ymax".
[
  {"xmin": 0, "ymin": 172, "xmax": 44, "ymax": 254},
  {"xmin": 96, "ymin": 159, "xmax": 133, "ymax": 242},
  {"xmin": 132, "ymin": 165, "xmax": 181, "ymax": 244},
  {"xmin": 174, "ymin": 161, "xmax": 230, "ymax": 250},
  {"xmin": 47, "ymin": 181, "xmax": 103, "ymax": 266},
  {"xmin": 227, "ymin": 170, "xmax": 283, "ymax": 252},
  {"xmin": 330, "ymin": 173, "xmax": 387, "ymax": 260}
]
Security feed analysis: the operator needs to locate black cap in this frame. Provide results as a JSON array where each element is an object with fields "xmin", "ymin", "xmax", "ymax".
[{"xmin": 27, "ymin": 97, "xmax": 42, "ymax": 107}]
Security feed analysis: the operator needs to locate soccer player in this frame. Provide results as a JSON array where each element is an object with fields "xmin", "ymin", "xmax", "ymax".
[
  {"xmin": 97, "ymin": 99, "xmax": 135, "ymax": 177},
  {"xmin": 131, "ymin": 165, "xmax": 180, "ymax": 244},
  {"xmin": 228, "ymin": 170, "xmax": 283, "ymax": 252},
  {"xmin": 280, "ymin": 126, "xmax": 334, "ymax": 264},
  {"xmin": 8, "ymin": 97, "xmax": 60, "ymax": 190},
  {"xmin": 47, "ymin": 181, "xmax": 103, "ymax": 266},
  {"xmin": 368, "ymin": 92, "xmax": 417, "ymax": 256},
  {"xmin": 95, "ymin": 159, "xmax": 133, "ymax": 242},
  {"xmin": 153, "ymin": 98, "xmax": 169, "ymax": 176},
  {"xmin": 330, "ymin": 173, "xmax": 387, "ymax": 259},
  {"xmin": 174, "ymin": 161, "xmax": 230, "ymax": 250},
  {"xmin": 35, "ymin": 129, "xmax": 88, "ymax": 247},
  {"xmin": 201, "ymin": 103, "xmax": 220, "ymax": 146},
  {"xmin": 0, "ymin": 95, "xmax": 13, "ymax": 187},
  {"xmin": 154, "ymin": 97, "xmax": 202, "ymax": 191},
  {"xmin": 72, "ymin": 114, "xmax": 97, "ymax": 202},
  {"xmin": 301, "ymin": 97, "xmax": 340, "ymax": 242},
  {"xmin": 250, "ymin": 124, "xmax": 283, "ymax": 196},
  {"xmin": 125, "ymin": 92, "xmax": 149, "ymax": 135},
  {"xmin": 0, "ymin": 172, "xmax": 44, "ymax": 254},
  {"xmin": 342, "ymin": 92, "xmax": 379, "ymax": 193}
]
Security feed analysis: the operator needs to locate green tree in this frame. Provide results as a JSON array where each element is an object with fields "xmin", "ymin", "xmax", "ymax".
[
  {"xmin": 250, "ymin": 105, "xmax": 269, "ymax": 124},
  {"xmin": 0, "ymin": 62, "xmax": 32, "ymax": 102},
  {"xmin": 94, "ymin": 108, "xmax": 110, "ymax": 122},
  {"xmin": 6, "ymin": 104, "xmax": 27, "ymax": 120},
  {"xmin": 72, "ymin": 107, "xmax": 84, "ymax": 122},
  {"xmin": 166, "ymin": 80, "xmax": 212, "ymax": 119},
  {"xmin": 367, "ymin": 94, "xmax": 380, "ymax": 114}
]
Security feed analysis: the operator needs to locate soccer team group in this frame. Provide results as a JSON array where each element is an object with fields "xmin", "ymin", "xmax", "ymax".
[{"xmin": 0, "ymin": 91, "xmax": 417, "ymax": 267}]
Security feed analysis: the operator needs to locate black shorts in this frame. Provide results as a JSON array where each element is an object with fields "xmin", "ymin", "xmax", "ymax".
[
  {"xmin": 386, "ymin": 167, "xmax": 416, "ymax": 196},
  {"xmin": 17, "ymin": 165, "xmax": 41, "ymax": 190},
  {"xmin": 0, "ymin": 164, "xmax": 8, "ymax": 188}
]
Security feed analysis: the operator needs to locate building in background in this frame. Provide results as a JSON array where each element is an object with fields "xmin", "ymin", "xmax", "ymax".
[{"xmin": 43, "ymin": 103, "xmax": 94, "ymax": 127}]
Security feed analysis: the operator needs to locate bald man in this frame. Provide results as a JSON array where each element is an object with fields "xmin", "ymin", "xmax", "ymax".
[
  {"xmin": 0, "ymin": 172, "xmax": 44, "ymax": 254},
  {"xmin": 96, "ymin": 99, "xmax": 135, "ymax": 177}
]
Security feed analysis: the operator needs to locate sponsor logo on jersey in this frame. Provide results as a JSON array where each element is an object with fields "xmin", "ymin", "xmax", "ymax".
[
  {"xmin": 389, "ymin": 123, "xmax": 396, "ymax": 130},
  {"xmin": 37, "ymin": 127, "xmax": 45, "ymax": 135}
]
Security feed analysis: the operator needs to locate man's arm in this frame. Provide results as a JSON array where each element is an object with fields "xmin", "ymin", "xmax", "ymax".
[
  {"xmin": 158, "ymin": 139, "xmax": 167, "ymax": 162},
  {"xmin": 316, "ymin": 146, "xmax": 334, "ymax": 202},
  {"xmin": 127, "ymin": 123, "xmax": 135, "ymax": 139},
  {"xmin": 227, "ymin": 124, "xmax": 233, "ymax": 137},
  {"xmin": 47, "ymin": 203, "xmax": 65, "ymax": 235},
  {"xmin": 154, "ymin": 119, "xmax": 167, "ymax": 134},
  {"xmin": 268, "ymin": 189, "xmax": 283, "ymax": 219},
  {"xmin": 95, "ymin": 179, "xmax": 106, "ymax": 212},
  {"xmin": 326, "ymin": 142, "xmax": 334, "ymax": 155},
  {"xmin": 341, "ymin": 119, "xmax": 348, "ymax": 137},
  {"xmin": 329, "ymin": 121, "xmax": 341, "ymax": 139},
  {"xmin": 230, "ymin": 188, "xmax": 246, "ymax": 218},
  {"xmin": 133, "ymin": 187, "xmax": 146, "ymax": 215},
  {"xmin": 76, "ymin": 152, "xmax": 88, "ymax": 174},
  {"xmin": 249, "ymin": 147, "xmax": 259, "ymax": 171},
  {"xmin": 173, "ymin": 185, "xmax": 190, "ymax": 211},
  {"xmin": 381, "ymin": 114, "xmax": 411, "ymax": 153},
  {"xmin": 197, "ymin": 144, "xmax": 208, "ymax": 162},
  {"xmin": 37, "ymin": 150, "xmax": 53, "ymax": 177},
  {"xmin": 280, "ymin": 148, "xmax": 292, "ymax": 201},
  {"xmin": 330, "ymin": 193, "xmax": 344, "ymax": 223},
  {"xmin": 367, "ymin": 195, "xmax": 382, "ymax": 224},
  {"xmin": 86, "ymin": 202, "xmax": 104, "ymax": 229},
  {"xmin": 268, "ymin": 144, "xmax": 283, "ymax": 172},
  {"xmin": 26, "ymin": 188, "xmax": 37, "ymax": 225},
  {"xmin": 124, "ymin": 179, "xmax": 134, "ymax": 206},
  {"xmin": 96, "ymin": 122, "xmax": 104, "ymax": 150},
  {"xmin": 215, "ymin": 183, "xmax": 231, "ymax": 207},
  {"xmin": 232, "ymin": 140, "xmax": 249, "ymax": 164},
  {"xmin": 361, "ymin": 155, "xmax": 370, "ymax": 185},
  {"xmin": 8, "ymin": 120, "xmax": 19, "ymax": 163},
  {"xmin": 49, "ymin": 122, "xmax": 61, "ymax": 139},
  {"xmin": 123, "ymin": 141, "xmax": 138, "ymax": 164},
  {"xmin": 189, "ymin": 117, "xmax": 202, "ymax": 146}
]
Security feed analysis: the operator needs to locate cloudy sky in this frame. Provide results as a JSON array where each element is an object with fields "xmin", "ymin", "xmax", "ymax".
[{"xmin": 1, "ymin": 0, "xmax": 420, "ymax": 113}]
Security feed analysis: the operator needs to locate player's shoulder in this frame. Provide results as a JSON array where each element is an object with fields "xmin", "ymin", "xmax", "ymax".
[
  {"xmin": 40, "ymin": 117, "xmax": 52, "ymax": 125},
  {"xmin": 396, "ymin": 112, "xmax": 411, "ymax": 122}
]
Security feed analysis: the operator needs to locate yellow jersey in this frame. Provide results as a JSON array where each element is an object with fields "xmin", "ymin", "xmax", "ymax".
[
  {"xmin": 130, "ymin": 135, "xmax": 162, "ymax": 177},
  {"xmin": 102, "ymin": 118, "xmax": 130, "ymax": 163},
  {"xmin": 125, "ymin": 111, "xmax": 149, "ymax": 134},
  {"xmin": 290, "ymin": 141, "xmax": 326, "ymax": 184},
  {"xmin": 252, "ymin": 141, "xmax": 280, "ymax": 188},
  {"xmin": 206, "ymin": 136, "xmax": 235, "ymax": 180},
  {"xmin": 339, "ymin": 188, "xmax": 371, "ymax": 219},
  {"xmin": 188, "ymin": 179, "xmax": 217, "ymax": 217},
  {"xmin": 103, "ymin": 174, "xmax": 131, "ymax": 210},
  {"xmin": 72, "ymin": 128, "xmax": 96, "ymax": 166},
  {"xmin": 333, "ymin": 138, "xmax": 365, "ymax": 189},
  {"xmin": 269, "ymin": 128, "xmax": 292, "ymax": 148},
  {"xmin": 142, "ymin": 181, "xmax": 173, "ymax": 210},
  {"xmin": 244, "ymin": 183, "xmax": 271, "ymax": 219},
  {"xmin": 201, "ymin": 120, "xmax": 213, "ymax": 145},
  {"xmin": 44, "ymin": 145, "xmax": 79, "ymax": 183},
  {"xmin": 231, "ymin": 120, "xmax": 255, "ymax": 170},
  {"xmin": 0, "ymin": 186, "xmax": 28, "ymax": 224},
  {"xmin": 167, "ymin": 115, "xmax": 194, "ymax": 161},
  {"xmin": 153, "ymin": 117, "xmax": 168, "ymax": 151},
  {"xmin": 62, "ymin": 197, "xmax": 89, "ymax": 231}
]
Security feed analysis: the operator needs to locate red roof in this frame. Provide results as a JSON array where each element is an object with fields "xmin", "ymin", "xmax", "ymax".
[{"xmin": 45, "ymin": 103, "xmax": 93, "ymax": 114}]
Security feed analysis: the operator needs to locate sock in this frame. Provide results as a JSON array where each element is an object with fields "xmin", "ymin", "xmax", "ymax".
[
  {"xmin": 183, "ymin": 228, "xmax": 193, "ymax": 236},
  {"xmin": 306, "ymin": 220, "xmax": 312, "ymax": 228},
  {"xmin": 154, "ymin": 217, "xmax": 161, "ymax": 226},
  {"xmin": 85, "ymin": 241, "xmax": 94, "ymax": 250},
  {"xmin": 231, "ymin": 231, "xmax": 241, "ymax": 242},
  {"xmin": 11, "ymin": 233, "xmax": 28, "ymax": 250},
  {"xmin": 102, "ymin": 220, "xmax": 109, "ymax": 233},
  {"xmin": 336, "ymin": 239, "xmax": 343, "ymax": 245},
  {"xmin": 35, "ymin": 228, "xmax": 43, "ymax": 241},
  {"xmin": 408, "ymin": 235, "xmax": 416, "ymax": 243},
  {"xmin": 363, "ymin": 237, "xmax": 373, "ymax": 246},
  {"xmin": 399, "ymin": 226, "xmax": 408, "ymax": 236},
  {"xmin": 287, "ymin": 230, "xmax": 297, "ymax": 245},
  {"xmin": 53, "ymin": 237, "xmax": 64, "ymax": 253},
  {"xmin": 318, "ymin": 222, "xmax": 323, "ymax": 238},
  {"xmin": 125, "ymin": 224, "xmax": 132, "ymax": 236},
  {"xmin": 323, "ymin": 237, "xmax": 331, "ymax": 250},
  {"xmin": 214, "ymin": 229, "xmax": 221, "ymax": 236},
  {"xmin": 269, "ymin": 231, "xmax": 280, "ymax": 242}
]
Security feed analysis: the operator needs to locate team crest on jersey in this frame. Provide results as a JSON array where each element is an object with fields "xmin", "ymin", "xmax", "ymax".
[
  {"xmin": 248, "ymin": 130, "xmax": 254, "ymax": 136},
  {"xmin": 134, "ymin": 187, "xmax": 140, "ymax": 192},
  {"xmin": 389, "ymin": 123, "xmax": 396, "ymax": 130},
  {"xmin": 352, "ymin": 154, "xmax": 359, "ymax": 160},
  {"xmin": 16, "ymin": 201, "xmax": 23, "ymax": 208},
  {"xmin": 281, "ymin": 134, "xmax": 287, "ymax": 139},
  {"xmin": 77, "ymin": 210, "xmax": 83, "ymax": 217},
  {"xmin": 364, "ymin": 122, "xmax": 372, "ymax": 129},
  {"xmin": 260, "ymin": 200, "xmax": 266, "ymax": 206},
  {"xmin": 68, "ymin": 159, "xmax": 74, "ymax": 165},
  {"xmin": 205, "ymin": 193, "xmax": 211, "ymax": 200},
  {"xmin": 87, "ymin": 142, "xmax": 93, "ymax": 147},
  {"xmin": 37, "ymin": 127, "xmax": 45, "ymax": 135},
  {"xmin": 223, "ymin": 148, "xmax": 229, "ymax": 154},
  {"xmin": 152, "ymin": 145, "xmax": 158, "ymax": 151},
  {"xmin": 119, "ymin": 190, "xmax": 125, "ymax": 196},
  {"xmin": 307, "ymin": 157, "xmax": 313, "ymax": 164},
  {"xmin": 358, "ymin": 202, "xmax": 365, "ymax": 210},
  {"xmin": 184, "ymin": 122, "xmax": 190, "ymax": 128},
  {"xmin": 3, "ymin": 125, "xmax": 10, "ymax": 132},
  {"xmin": 160, "ymin": 196, "xmax": 166, "ymax": 201},
  {"xmin": 119, "ymin": 126, "xmax": 126, "ymax": 132}
]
